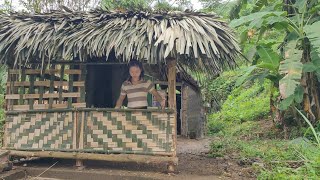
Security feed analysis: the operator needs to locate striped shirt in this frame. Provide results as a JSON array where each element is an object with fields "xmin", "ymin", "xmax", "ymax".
[{"xmin": 120, "ymin": 80, "xmax": 155, "ymax": 108}]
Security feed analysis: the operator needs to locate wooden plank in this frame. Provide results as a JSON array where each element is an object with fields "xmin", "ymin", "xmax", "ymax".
[
  {"xmin": 5, "ymin": 93, "xmax": 80, "ymax": 100},
  {"xmin": 29, "ymin": 74, "xmax": 35, "ymax": 110},
  {"xmin": 72, "ymin": 103, "xmax": 86, "ymax": 108},
  {"xmin": 5, "ymin": 94, "xmax": 20, "ymax": 100},
  {"xmin": 53, "ymin": 81, "xmax": 68, "ymax": 86},
  {"xmin": 9, "ymin": 69, "xmax": 56, "ymax": 75},
  {"xmin": 35, "ymin": 81, "xmax": 50, "ymax": 86},
  {"xmin": 43, "ymin": 94, "xmax": 59, "ymax": 98},
  {"xmin": 12, "ymin": 105, "xmax": 29, "ymax": 111},
  {"xmin": 25, "ymin": 94, "xmax": 42, "ymax": 99},
  {"xmin": 6, "ymin": 81, "xmax": 84, "ymax": 87},
  {"xmin": 32, "ymin": 104, "xmax": 69, "ymax": 109},
  {"xmin": 9, "ymin": 69, "xmax": 82, "ymax": 75},
  {"xmin": 52, "ymin": 104, "xmax": 68, "ymax": 109},
  {"xmin": 73, "ymin": 81, "xmax": 85, "ymax": 87},
  {"xmin": 33, "ymin": 104, "xmax": 48, "ymax": 109},
  {"xmin": 64, "ymin": 69, "xmax": 81, "ymax": 74},
  {"xmin": 59, "ymin": 65, "xmax": 65, "ymax": 103},
  {"xmin": 62, "ymin": 92, "xmax": 80, "ymax": 98}
]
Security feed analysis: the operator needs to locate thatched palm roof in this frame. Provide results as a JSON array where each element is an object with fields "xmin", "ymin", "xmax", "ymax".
[{"xmin": 0, "ymin": 10, "xmax": 240, "ymax": 74}]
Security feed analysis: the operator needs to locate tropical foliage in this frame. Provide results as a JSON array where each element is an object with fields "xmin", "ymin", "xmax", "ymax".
[
  {"xmin": 18, "ymin": 0, "xmax": 100, "ymax": 12},
  {"xmin": 100, "ymin": 0, "xmax": 153, "ymax": 11},
  {"xmin": 204, "ymin": 0, "xmax": 320, "ymax": 178},
  {"xmin": 230, "ymin": 0, "xmax": 320, "ymax": 129},
  {"xmin": 0, "ymin": 0, "xmax": 12, "ymax": 13},
  {"xmin": 199, "ymin": 0, "xmax": 237, "ymax": 18},
  {"xmin": 208, "ymin": 75, "xmax": 270, "ymax": 134}
]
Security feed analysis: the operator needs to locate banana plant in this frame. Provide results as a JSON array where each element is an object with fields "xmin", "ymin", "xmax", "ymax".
[{"xmin": 230, "ymin": 0, "xmax": 320, "ymax": 125}]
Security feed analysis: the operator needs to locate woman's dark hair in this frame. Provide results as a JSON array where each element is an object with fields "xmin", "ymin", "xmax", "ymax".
[{"xmin": 128, "ymin": 60, "xmax": 144, "ymax": 82}]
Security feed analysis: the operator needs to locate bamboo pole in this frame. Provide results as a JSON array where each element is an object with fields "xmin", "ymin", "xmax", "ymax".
[
  {"xmin": 76, "ymin": 111, "xmax": 85, "ymax": 168},
  {"xmin": 72, "ymin": 111, "xmax": 77, "ymax": 150},
  {"xmin": 5, "ymin": 108, "xmax": 175, "ymax": 114},
  {"xmin": 167, "ymin": 58, "xmax": 177, "ymax": 172},
  {"xmin": 167, "ymin": 58, "xmax": 177, "ymax": 156},
  {"xmin": 3, "ymin": 147, "xmax": 175, "ymax": 156},
  {"xmin": 8, "ymin": 150, "xmax": 178, "ymax": 164}
]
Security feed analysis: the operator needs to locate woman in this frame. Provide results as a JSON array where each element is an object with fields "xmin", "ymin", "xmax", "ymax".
[{"xmin": 115, "ymin": 60, "xmax": 165, "ymax": 109}]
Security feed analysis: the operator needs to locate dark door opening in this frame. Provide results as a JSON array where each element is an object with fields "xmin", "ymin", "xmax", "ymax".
[
  {"xmin": 86, "ymin": 65, "xmax": 127, "ymax": 108},
  {"xmin": 86, "ymin": 65, "xmax": 113, "ymax": 108}
]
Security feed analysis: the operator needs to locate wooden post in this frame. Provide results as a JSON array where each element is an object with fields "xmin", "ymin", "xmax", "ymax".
[
  {"xmin": 75, "ymin": 111, "xmax": 85, "ymax": 170},
  {"xmin": 167, "ymin": 58, "xmax": 177, "ymax": 173},
  {"xmin": 167, "ymin": 59, "xmax": 177, "ymax": 111}
]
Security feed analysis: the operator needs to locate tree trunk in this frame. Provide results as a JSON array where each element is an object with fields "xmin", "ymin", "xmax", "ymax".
[{"xmin": 301, "ymin": 38, "xmax": 320, "ymax": 125}]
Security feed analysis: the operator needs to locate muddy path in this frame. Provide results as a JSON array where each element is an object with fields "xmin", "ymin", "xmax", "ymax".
[{"xmin": 10, "ymin": 137, "xmax": 254, "ymax": 180}]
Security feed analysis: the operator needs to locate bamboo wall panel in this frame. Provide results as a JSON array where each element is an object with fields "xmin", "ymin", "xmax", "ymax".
[
  {"xmin": 5, "ymin": 66, "xmax": 86, "ymax": 111},
  {"xmin": 85, "ymin": 111, "xmax": 175, "ymax": 153},
  {"xmin": 4, "ymin": 109, "xmax": 176, "ymax": 156},
  {"xmin": 5, "ymin": 112, "xmax": 74, "ymax": 149}
]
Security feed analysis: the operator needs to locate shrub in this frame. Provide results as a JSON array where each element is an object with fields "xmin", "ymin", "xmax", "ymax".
[
  {"xmin": 208, "ymin": 80, "xmax": 270, "ymax": 134},
  {"xmin": 201, "ymin": 69, "xmax": 243, "ymax": 112}
]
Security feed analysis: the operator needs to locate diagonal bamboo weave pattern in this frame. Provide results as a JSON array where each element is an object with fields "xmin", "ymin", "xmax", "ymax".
[
  {"xmin": 5, "ymin": 112, "xmax": 74, "ymax": 149},
  {"xmin": 85, "ymin": 111, "xmax": 174, "ymax": 153},
  {"xmin": 4, "ymin": 110, "xmax": 175, "ymax": 155}
]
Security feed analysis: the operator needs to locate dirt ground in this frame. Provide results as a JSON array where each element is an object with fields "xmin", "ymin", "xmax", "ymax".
[{"xmin": 9, "ymin": 137, "xmax": 255, "ymax": 180}]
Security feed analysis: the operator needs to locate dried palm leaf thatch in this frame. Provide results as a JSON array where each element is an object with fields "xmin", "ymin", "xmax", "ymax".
[{"xmin": 0, "ymin": 10, "xmax": 240, "ymax": 74}]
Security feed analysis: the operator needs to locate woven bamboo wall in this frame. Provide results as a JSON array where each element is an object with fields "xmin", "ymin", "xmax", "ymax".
[
  {"xmin": 5, "ymin": 112, "xmax": 74, "ymax": 149},
  {"xmin": 4, "ymin": 109, "xmax": 175, "ymax": 156},
  {"xmin": 5, "ymin": 65, "xmax": 86, "ymax": 111},
  {"xmin": 85, "ymin": 111, "xmax": 174, "ymax": 153}
]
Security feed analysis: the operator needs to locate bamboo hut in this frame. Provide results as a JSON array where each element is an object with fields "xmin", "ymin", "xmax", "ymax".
[{"xmin": 0, "ymin": 10, "xmax": 240, "ymax": 171}]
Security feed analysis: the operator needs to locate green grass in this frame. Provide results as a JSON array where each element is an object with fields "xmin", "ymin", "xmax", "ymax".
[
  {"xmin": 208, "ymin": 80, "xmax": 270, "ymax": 135},
  {"xmin": 206, "ymin": 70, "xmax": 320, "ymax": 178},
  {"xmin": 208, "ymin": 120, "xmax": 320, "ymax": 179}
]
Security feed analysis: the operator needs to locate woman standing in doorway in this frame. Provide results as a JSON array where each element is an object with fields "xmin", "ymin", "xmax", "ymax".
[{"xmin": 115, "ymin": 60, "xmax": 165, "ymax": 109}]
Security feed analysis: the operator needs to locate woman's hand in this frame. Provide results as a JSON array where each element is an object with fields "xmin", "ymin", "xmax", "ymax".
[
  {"xmin": 115, "ymin": 94, "xmax": 126, "ymax": 109},
  {"xmin": 160, "ymin": 99, "xmax": 166, "ymax": 109},
  {"xmin": 151, "ymin": 89, "xmax": 166, "ymax": 109}
]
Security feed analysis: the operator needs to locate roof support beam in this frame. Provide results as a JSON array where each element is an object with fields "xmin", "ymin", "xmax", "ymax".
[{"xmin": 167, "ymin": 58, "xmax": 177, "ymax": 157}]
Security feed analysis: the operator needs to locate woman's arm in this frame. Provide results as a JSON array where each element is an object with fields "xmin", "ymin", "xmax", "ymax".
[
  {"xmin": 115, "ymin": 94, "xmax": 126, "ymax": 109},
  {"xmin": 151, "ymin": 89, "xmax": 165, "ymax": 109}
]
